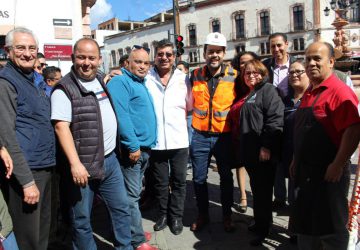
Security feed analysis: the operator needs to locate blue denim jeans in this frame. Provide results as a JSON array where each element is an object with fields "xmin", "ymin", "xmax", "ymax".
[
  {"xmin": 120, "ymin": 150, "xmax": 150, "ymax": 248},
  {"xmin": 190, "ymin": 131, "xmax": 233, "ymax": 216},
  {"xmin": 70, "ymin": 152, "xmax": 132, "ymax": 250},
  {"xmin": 2, "ymin": 232, "xmax": 19, "ymax": 250}
]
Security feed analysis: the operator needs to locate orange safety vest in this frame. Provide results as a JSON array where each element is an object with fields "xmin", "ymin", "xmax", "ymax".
[{"xmin": 192, "ymin": 65, "xmax": 237, "ymax": 133}]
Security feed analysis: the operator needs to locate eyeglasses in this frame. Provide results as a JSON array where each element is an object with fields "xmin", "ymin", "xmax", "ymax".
[
  {"xmin": 35, "ymin": 66, "xmax": 42, "ymax": 70},
  {"xmin": 132, "ymin": 45, "xmax": 150, "ymax": 54},
  {"xmin": 40, "ymin": 63, "xmax": 48, "ymax": 68},
  {"xmin": 245, "ymin": 71, "xmax": 260, "ymax": 76},
  {"xmin": 156, "ymin": 52, "xmax": 174, "ymax": 58},
  {"xmin": 288, "ymin": 70, "xmax": 305, "ymax": 76},
  {"xmin": 9, "ymin": 45, "xmax": 37, "ymax": 54}
]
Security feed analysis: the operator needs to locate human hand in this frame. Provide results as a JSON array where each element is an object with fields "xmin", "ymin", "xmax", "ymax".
[
  {"xmin": 259, "ymin": 147, "xmax": 271, "ymax": 162},
  {"xmin": 324, "ymin": 162, "xmax": 343, "ymax": 182},
  {"xmin": 71, "ymin": 162, "xmax": 90, "ymax": 187},
  {"xmin": 23, "ymin": 184, "xmax": 40, "ymax": 205},
  {"xmin": 104, "ymin": 70, "xmax": 122, "ymax": 84},
  {"xmin": 109, "ymin": 69, "xmax": 122, "ymax": 77},
  {"xmin": 0, "ymin": 147, "xmax": 13, "ymax": 179},
  {"xmin": 129, "ymin": 150, "xmax": 141, "ymax": 164}
]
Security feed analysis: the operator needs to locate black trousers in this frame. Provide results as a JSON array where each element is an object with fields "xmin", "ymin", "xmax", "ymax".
[
  {"xmin": 3, "ymin": 167, "xmax": 52, "ymax": 250},
  {"xmin": 246, "ymin": 161, "xmax": 276, "ymax": 237},
  {"xmin": 151, "ymin": 148, "xmax": 188, "ymax": 220}
]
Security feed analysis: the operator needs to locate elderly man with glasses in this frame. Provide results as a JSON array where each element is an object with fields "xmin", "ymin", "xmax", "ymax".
[
  {"xmin": 0, "ymin": 27, "xmax": 55, "ymax": 250},
  {"xmin": 107, "ymin": 46, "xmax": 158, "ymax": 250}
]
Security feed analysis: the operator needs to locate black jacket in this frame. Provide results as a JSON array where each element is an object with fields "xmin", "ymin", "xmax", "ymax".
[{"xmin": 239, "ymin": 80, "xmax": 284, "ymax": 166}]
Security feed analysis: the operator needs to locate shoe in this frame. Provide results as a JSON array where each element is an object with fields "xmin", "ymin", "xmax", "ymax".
[
  {"xmin": 153, "ymin": 215, "xmax": 167, "ymax": 231},
  {"xmin": 136, "ymin": 242, "xmax": 159, "ymax": 250},
  {"xmin": 169, "ymin": 218, "xmax": 183, "ymax": 235},
  {"xmin": 234, "ymin": 200, "xmax": 247, "ymax": 213},
  {"xmin": 249, "ymin": 236, "xmax": 265, "ymax": 246},
  {"xmin": 144, "ymin": 231, "xmax": 152, "ymax": 241},
  {"xmin": 223, "ymin": 216, "xmax": 235, "ymax": 233},
  {"xmin": 190, "ymin": 215, "xmax": 209, "ymax": 232}
]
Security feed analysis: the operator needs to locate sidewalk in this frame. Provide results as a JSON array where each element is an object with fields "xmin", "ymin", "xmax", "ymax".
[
  {"xmin": 84, "ymin": 148, "xmax": 359, "ymax": 249},
  {"xmin": 92, "ymin": 166, "xmax": 297, "ymax": 250}
]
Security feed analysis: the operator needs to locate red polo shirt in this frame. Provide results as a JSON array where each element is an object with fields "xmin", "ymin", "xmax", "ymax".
[{"xmin": 299, "ymin": 73, "xmax": 360, "ymax": 147}]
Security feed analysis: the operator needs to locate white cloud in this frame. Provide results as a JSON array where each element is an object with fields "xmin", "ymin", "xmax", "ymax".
[
  {"xmin": 145, "ymin": 1, "xmax": 173, "ymax": 18},
  {"xmin": 90, "ymin": 0, "xmax": 114, "ymax": 29}
]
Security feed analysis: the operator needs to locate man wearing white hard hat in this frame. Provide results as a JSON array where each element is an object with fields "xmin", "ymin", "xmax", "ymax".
[{"xmin": 190, "ymin": 32, "xmax": 238, "ymax": 233}]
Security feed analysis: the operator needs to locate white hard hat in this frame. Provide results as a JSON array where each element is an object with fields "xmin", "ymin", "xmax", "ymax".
[{"xmin": 205, "ymin": 32, "xmax": 227, "ymax": 47}]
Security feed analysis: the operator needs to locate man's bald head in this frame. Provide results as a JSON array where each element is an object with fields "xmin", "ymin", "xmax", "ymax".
[
  {"xmin": 305, "ymin": 42, "xmax": 335, "ymax": 86},
  {"xmin": 128, "ymin": 48, "xmax": 150, "ymax": 79}
]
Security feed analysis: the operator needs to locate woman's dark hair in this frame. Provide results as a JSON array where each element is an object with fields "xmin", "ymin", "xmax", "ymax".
[{"xmin": 231, "ymin": 51, "xmax": 259, "ymax": 71}]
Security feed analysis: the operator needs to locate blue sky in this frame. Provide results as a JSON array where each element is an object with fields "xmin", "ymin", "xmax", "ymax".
[{"xmin": 90, "ymin": 0, "xmax": 173, "ymax": 29}]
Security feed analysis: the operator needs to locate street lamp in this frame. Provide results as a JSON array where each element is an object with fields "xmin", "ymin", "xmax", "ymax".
[
  {"xmin": 324, "ymin": 6, "xmax": 331, "ymax": 16},
  {"xmin": 322, "ymin": 0, "xmax": 358, "ymax": 58},
  {"xmin": 188, "ymin": 0, "xmax": 196, "ymax": 13},
  {"xmin": 323, "ymin": 0, "xmax": 358, "ymax": 17}
]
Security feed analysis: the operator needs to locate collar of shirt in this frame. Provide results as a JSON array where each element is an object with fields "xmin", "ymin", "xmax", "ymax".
[
  {"xmin": 205, "ymin": 64, "xmax": 225, "ymax": 81},
  {"xmin": 274, "ymin": 56, "xmax": 290, "ymax": 70},
  {"xmin": 308, "ymin": 73, "xmax": 336, "ymax": 94}
]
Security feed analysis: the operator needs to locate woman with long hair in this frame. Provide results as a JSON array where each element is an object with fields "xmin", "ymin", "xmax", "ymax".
[{"xmin": 229, "ymin": 52, "xmax": 259, "ymax": 213}]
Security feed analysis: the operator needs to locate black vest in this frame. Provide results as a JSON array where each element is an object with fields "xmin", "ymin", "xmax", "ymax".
[
  {"xmin": 55, "ymin": 68, "xmax": 111, "ymax": 180},
  {"xmin": 0, "ymin": 62, "xmax": 55, "ymax": 168}
]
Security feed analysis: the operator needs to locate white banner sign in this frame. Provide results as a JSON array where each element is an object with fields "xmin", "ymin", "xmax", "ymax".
[{"xmin": 0, "ymin": 1, "xmax": 15, "ymax": 25}]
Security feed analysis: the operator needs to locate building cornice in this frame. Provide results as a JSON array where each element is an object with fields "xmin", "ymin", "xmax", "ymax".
[{"xmin": 104, "ymin": 20, "xmax": 173, "ymax": 41}]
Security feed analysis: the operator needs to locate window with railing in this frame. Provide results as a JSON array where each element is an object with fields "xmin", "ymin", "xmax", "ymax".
[
  {"xmin": 293, "ymin": 38, "xmax": 305, "ymax": 51},
  {"xmin": 188, "ymin": 24, "xmax": 197, "ymax": 46},
  {"xmin": 189, "ymin": 51, "xmax": 198, "ymax": 63},
  {"xmin": 111, "ymin": 50, "xmax": 116, "ymax": 66},
  {"xmin": 260, "ymin": 41, "xmax": 270, "ymax": 55},
  {"xmin": 236, "ymin": 44, "xmax": 246, "ymax": 53},
  {"xmin": 260, "ymin": 11, "xmax": 270, "ymax": 36},
  {"xmin": 212, "ymin": 19, "xmax": 221, "ymax": 33},
  {"xmin": 293, "ymin": 5, "xmax": 304, "ymax": 31},
  {"xmin": 125, "ymin": 46, "xmax": 131, "ymax": 55},
  {"xmin": 118, "ymin": 48, "xmax": 123, "ymax": 58},
  {"xmin": 235, "ymin": 13, "xmax": 245, "ymax": 39},
  {"xmin": 349, "ymin": 5, "xmax": 360, "ymax": 22}
]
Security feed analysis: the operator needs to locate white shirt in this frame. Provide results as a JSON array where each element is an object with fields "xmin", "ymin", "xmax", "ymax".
[{"xmin": 145, "ymin": 68, "xmax": 193, "ymax": 150}]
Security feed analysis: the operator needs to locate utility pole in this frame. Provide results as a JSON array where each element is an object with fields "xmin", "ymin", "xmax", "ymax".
[{"xmin": 172, "ymin": 0, "xmax": 180, "ymax": 43}]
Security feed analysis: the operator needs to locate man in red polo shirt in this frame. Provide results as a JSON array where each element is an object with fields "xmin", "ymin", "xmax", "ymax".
[{"xmin": 291, "ymin": 41, "xmax": 360, "ymax": 249}]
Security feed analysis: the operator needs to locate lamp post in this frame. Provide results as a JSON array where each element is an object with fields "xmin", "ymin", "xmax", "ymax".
[{"xmin": 323, "ymin": 0, "xmax": 358, "ymax": 58}]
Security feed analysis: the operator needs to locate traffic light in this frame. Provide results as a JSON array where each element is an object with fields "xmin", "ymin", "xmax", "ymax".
[{"xmin": 176, "ymin": 35, "xmax": 184, "ymax": 57}]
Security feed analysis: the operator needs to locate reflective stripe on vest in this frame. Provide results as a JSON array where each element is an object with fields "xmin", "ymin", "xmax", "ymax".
[{"xmin": 191, "ymin": 65, "xmax": 237, "ymax": 133}]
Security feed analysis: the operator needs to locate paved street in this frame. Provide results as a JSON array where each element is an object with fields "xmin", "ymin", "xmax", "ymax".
[{"xmin": 53, "ymin": 149, "xmax": 359, "ymax": 250}]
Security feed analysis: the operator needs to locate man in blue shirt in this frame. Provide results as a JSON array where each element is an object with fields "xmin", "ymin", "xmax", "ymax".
[{"xmin": 107, "ymin": 47, "xmax": 158, "ymax": 250}]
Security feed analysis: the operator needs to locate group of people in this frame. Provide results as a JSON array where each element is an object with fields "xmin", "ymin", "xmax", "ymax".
[{"xmin": 0, "ymin": 25, "xmax": 359, "ymax": 250}]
